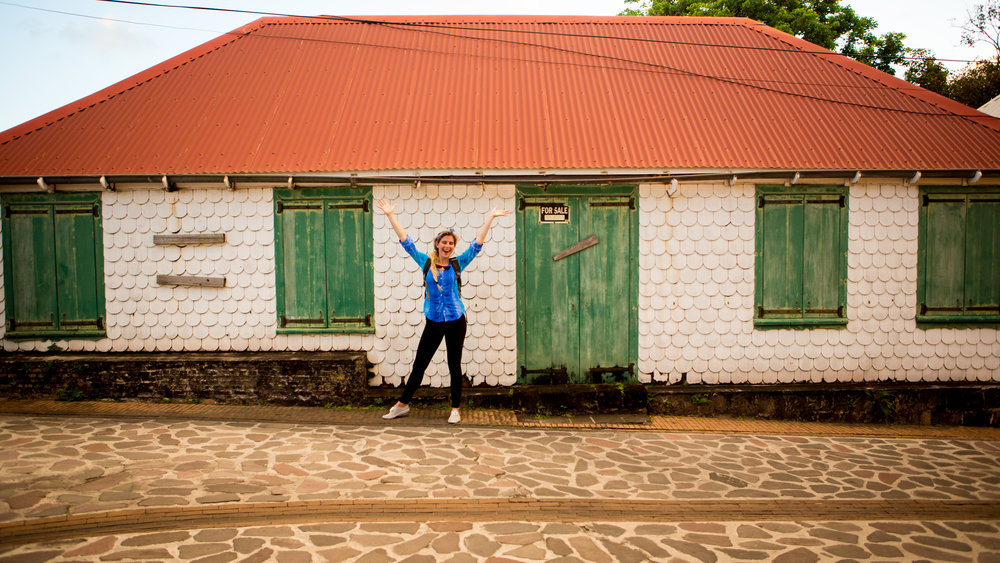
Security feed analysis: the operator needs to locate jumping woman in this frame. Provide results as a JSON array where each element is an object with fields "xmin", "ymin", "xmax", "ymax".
[{"xmin": 376, "ymin": 198, "xmax": 510, "ymax": 424}]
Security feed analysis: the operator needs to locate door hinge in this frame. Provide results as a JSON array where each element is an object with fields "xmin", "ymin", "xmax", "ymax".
[
  {"xmin": 329, "ymin": 313, "xmax": 372, "ymax": 326},
  {"xmin": 589, "ymin": 198, "xmax": 634, "ymax": 210},
  {"xmin": 279, "ymin": 311, "xmax": 325, "ymax": 328},
  {"xmin": 327, "ymin": 201, "xmax": 370, "ymax": 212}
]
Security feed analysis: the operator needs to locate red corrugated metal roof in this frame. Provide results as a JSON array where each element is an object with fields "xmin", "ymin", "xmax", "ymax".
[{"xmin": 1, "ymin": 15, "xmax": 999, "ymax": 176}]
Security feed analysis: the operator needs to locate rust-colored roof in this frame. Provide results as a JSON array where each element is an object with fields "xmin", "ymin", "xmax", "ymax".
[{"xmin": 1, "ymin": 15, "xmax": 999, "ymax": 177}]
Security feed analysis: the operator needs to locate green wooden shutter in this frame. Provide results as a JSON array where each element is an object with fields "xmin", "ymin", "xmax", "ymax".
[
  {"xmin": 6, "ymin": 204, "xmax": 58, "ymax": 332},
  {"xmin": 274, "ymin": 187, "xmax": 374, "ymax": 334},
  {"xmin": 760, "ymin": 195, "xmax": 804, "ymax": 318},
  {"xmin": 755, "ymin": 187, "xmax": 846, "ymax": 328},
  {"xmin": 963, "ymin": 197, "xmax": 1000, "ymax": 316},
  {"xmin": 276, "ymin": 201, "xmax": 328, "ymax": 329},
  {"xmin": 802, "ymin": 196, "xmax": 844, "ymax": 318},
  {"xmin": 3, "ymin": 193, "xmax": 105, "ymax": 338},
  {"xmin": 922, "ymin": 197, "xmax": 967, "ymax": 316},
  {"xmin": 54, "ymin": 203, "xmax": 103, "ymax": 331},
  {"xmin": 325, "ymin": 199, "xmax": 372, "ymax": 328}
]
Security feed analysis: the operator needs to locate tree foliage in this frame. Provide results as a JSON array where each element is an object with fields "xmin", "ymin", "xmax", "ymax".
[
  {"xmin": 904, "ymin": 49, "xmax": 950, "ymax": 96},
  {"xmin": 907, "ymin": 2, "xmax": 1000, "ymax": 109},
  {"xmin": 620, "ymin": 0, "xmax": 908, "ymax": 73},
  {"xmin": 948, "ymin": 58, "xmax": 1000, "ymax": 108},
  {"xmin": 961, "ymin": 1, "xmax": 1000, "ymax": 53}
]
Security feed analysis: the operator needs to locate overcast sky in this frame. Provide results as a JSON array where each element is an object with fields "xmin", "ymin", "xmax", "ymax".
[{"xmin": 0, "ymin": 0, "xmax": 994, "ymax": 133}]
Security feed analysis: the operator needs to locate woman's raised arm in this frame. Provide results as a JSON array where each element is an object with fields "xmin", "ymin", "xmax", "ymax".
[
  {"xmin": 376, "ymin": 198, "xmax": 408, "ymax": 242},
  {"xmin": 475, "ymin": 207, "xmax": 511, "ymax": 245}
]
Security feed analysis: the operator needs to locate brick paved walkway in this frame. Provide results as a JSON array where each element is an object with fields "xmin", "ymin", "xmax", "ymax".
[{"xmin": 1, "ymin": 400, "xmax": 999, "ymax": 562}]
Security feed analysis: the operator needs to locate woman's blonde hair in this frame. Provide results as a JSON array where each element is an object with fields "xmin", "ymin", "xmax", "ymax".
[{"xmin": 428, "ymin": 230, "xmax": 458, "ymax": 283}]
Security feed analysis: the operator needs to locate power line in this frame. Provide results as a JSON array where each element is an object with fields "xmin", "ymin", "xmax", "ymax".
[
  {"xmin": 3, "ymin": 0, "xmax": 898, "ymax": 94},
  {"xmin": 7, "ymin": 0, "xmax": 992, "ymax": 120},
  {"xmin": 0, "ymin": 0, "xmax": 219, "ymax": 32},
  {"xmin": 91, "ymin": 0, "xmax": 976, "ymax": 64}
]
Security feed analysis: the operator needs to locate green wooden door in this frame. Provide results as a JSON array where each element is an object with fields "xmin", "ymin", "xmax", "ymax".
[
  {"xmin": 517, "ymin": 187, "xmax": 637, "ymax": 384},
  {"xmin": 579, "ymin": 196, "xmax": 635, "ymax": 379}
]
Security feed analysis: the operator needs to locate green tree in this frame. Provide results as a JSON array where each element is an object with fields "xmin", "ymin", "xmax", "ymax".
[
  {"xmin": 961, "ymin": 1, "xmax": 1000, "ymax": 53},
  {"xmin": 906, "ymin": 1, "xmax": 1000, "ymax": 108},
  {"xmin": 621, "ymin": 0, "xmax": 908, "ymax": 73},
  {"xmin": 904, "ymin": 49, "xmax": 950, "ymax": 96},
  {"xmin": 948, "ymin": 58, "xmax": 1000, "ymax": 108}
]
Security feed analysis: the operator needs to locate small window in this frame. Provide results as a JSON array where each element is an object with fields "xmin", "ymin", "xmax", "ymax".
[
  {"xmin": 754, "ymin": 185, "xmax": 848, "ymax": 328},
  {"xmin": 1, "ymin": 192, "xmax": 106, "ymax": 339},
  {"xmin": 918, "ymin": 187, "xmax": 1000, "ymax": 326},
  {"xmin": 273, "ymin": 187, "xmax": 374, "ymax": 333}
]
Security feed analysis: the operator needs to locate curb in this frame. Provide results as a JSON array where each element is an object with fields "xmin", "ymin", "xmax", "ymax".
[{"xmin": 2, "ymin": 399, "xmax": 1000, "ymax": 439}]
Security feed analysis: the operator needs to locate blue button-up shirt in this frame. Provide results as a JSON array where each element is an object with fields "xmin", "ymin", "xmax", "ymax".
[{"xmin": 401, "ymin": 236, "xmax": 482, "ymax": 322}]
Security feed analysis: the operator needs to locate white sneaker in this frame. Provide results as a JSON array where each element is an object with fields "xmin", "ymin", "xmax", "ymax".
[
  {"xmin": 448, "ymin": 410, "xmax": 461, "ymax": 424},
  {"xmin": 382, "ymin": 405, "xmax": 409, "ymax": 419}
]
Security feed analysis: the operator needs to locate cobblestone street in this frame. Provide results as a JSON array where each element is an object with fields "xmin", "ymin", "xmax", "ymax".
[{"xmin": 1, "ymin": 402, "xmax": 999, "ymax": 561}]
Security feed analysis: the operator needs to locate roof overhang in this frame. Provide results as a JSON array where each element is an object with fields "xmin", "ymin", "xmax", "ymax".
[{"xmin": 1, "ymin": 169, "xmax": 998, "ymax": 192}]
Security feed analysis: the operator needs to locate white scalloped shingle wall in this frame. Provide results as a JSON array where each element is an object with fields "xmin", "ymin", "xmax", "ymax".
[
  {"xmin": 103, "ymin": 186, "xmax": 298, "ymax": 353},
  {"xmin": 3, "ymin": 181, "xmax": 995, "ymax": 385},
  {"xmin": 370, "ymin": 184, "xmax": 517, "ymax": 388},
  {"xmin": 638, "ymin": 182, "xmax": 1000, "ymax": 384},
  {"xmin": 0, "ymin": 187, "xmax": 377, "ymax": 354}
]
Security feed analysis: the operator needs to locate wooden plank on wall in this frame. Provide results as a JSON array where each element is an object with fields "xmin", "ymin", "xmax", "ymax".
[
  {"xmin": 153, "ymin": 233, "xmax": 226, "ymax": 245},
  {"xmin": 156, "ymin": 275, "xmax": 225, "ymax": 287}
]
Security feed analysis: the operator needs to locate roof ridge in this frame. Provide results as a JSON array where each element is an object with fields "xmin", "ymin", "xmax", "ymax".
[
  {"xmin": 0, "ymin": 19, "xmax": 267, "ymax": 147},
  {"xmin": 258, "ymin": 14, "xmax": 760, "ymax": 25}
]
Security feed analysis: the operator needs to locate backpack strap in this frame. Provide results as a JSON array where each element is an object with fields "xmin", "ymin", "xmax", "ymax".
[
  {"xmin": 450, "ymin": 257, "xmax": 462, "ymax": 290},
  {"xmin": 422, "ymin": 257, "xmax": 462, "ymax": 291}
]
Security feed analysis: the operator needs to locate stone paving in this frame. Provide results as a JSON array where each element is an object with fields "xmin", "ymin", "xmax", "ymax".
[
  {"xmin": 4, "ymin": 519, "xmax": 1000, "ymax": 562},
  {"xmin": 1, "ymin": 413, "xmax": 999, "ymax": 561}
]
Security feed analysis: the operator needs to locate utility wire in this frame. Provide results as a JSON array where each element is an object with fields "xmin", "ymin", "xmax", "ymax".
[
  {"xmin": 4, "ymin": 0, "xmax": 907, "ymax": 94},
  {"xmin": 7, "ymin": 0, "xmax": 992, "ymax": 120},
  {"xmin": 0, "ymin": 0, "xmax": 218, "ymax": 32},
  {"xmin": 91, "ymin": 0, "xmax": 976, "ymax": 64}
]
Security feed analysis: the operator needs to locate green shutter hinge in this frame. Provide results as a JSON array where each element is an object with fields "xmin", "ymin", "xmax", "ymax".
[{"xmin": 276, "ymin": 202, "xmax": 284, "ymax": 214}]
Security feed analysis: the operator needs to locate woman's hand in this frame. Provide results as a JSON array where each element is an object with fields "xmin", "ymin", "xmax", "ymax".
[
  {"xmin": 476, "ymin": 207, "xmax": 510, "ymax": 245},
  {"xmin": 376, "ymin": 198, "xmax": 396, "ymax": 215},
  {"xmin": 377, "ymin": 198, "xmax": 407, "ymax": 241}
]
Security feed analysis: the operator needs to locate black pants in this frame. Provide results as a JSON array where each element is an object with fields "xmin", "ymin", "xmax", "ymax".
[{"xmin": 399, "ymin": 315, "xmax": 467, "ymax": 408}]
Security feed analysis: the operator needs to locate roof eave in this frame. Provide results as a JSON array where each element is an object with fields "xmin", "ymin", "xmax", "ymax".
[{"xmin": 2, "ymin": 168, "xmax": 998, "ymax": 190}]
